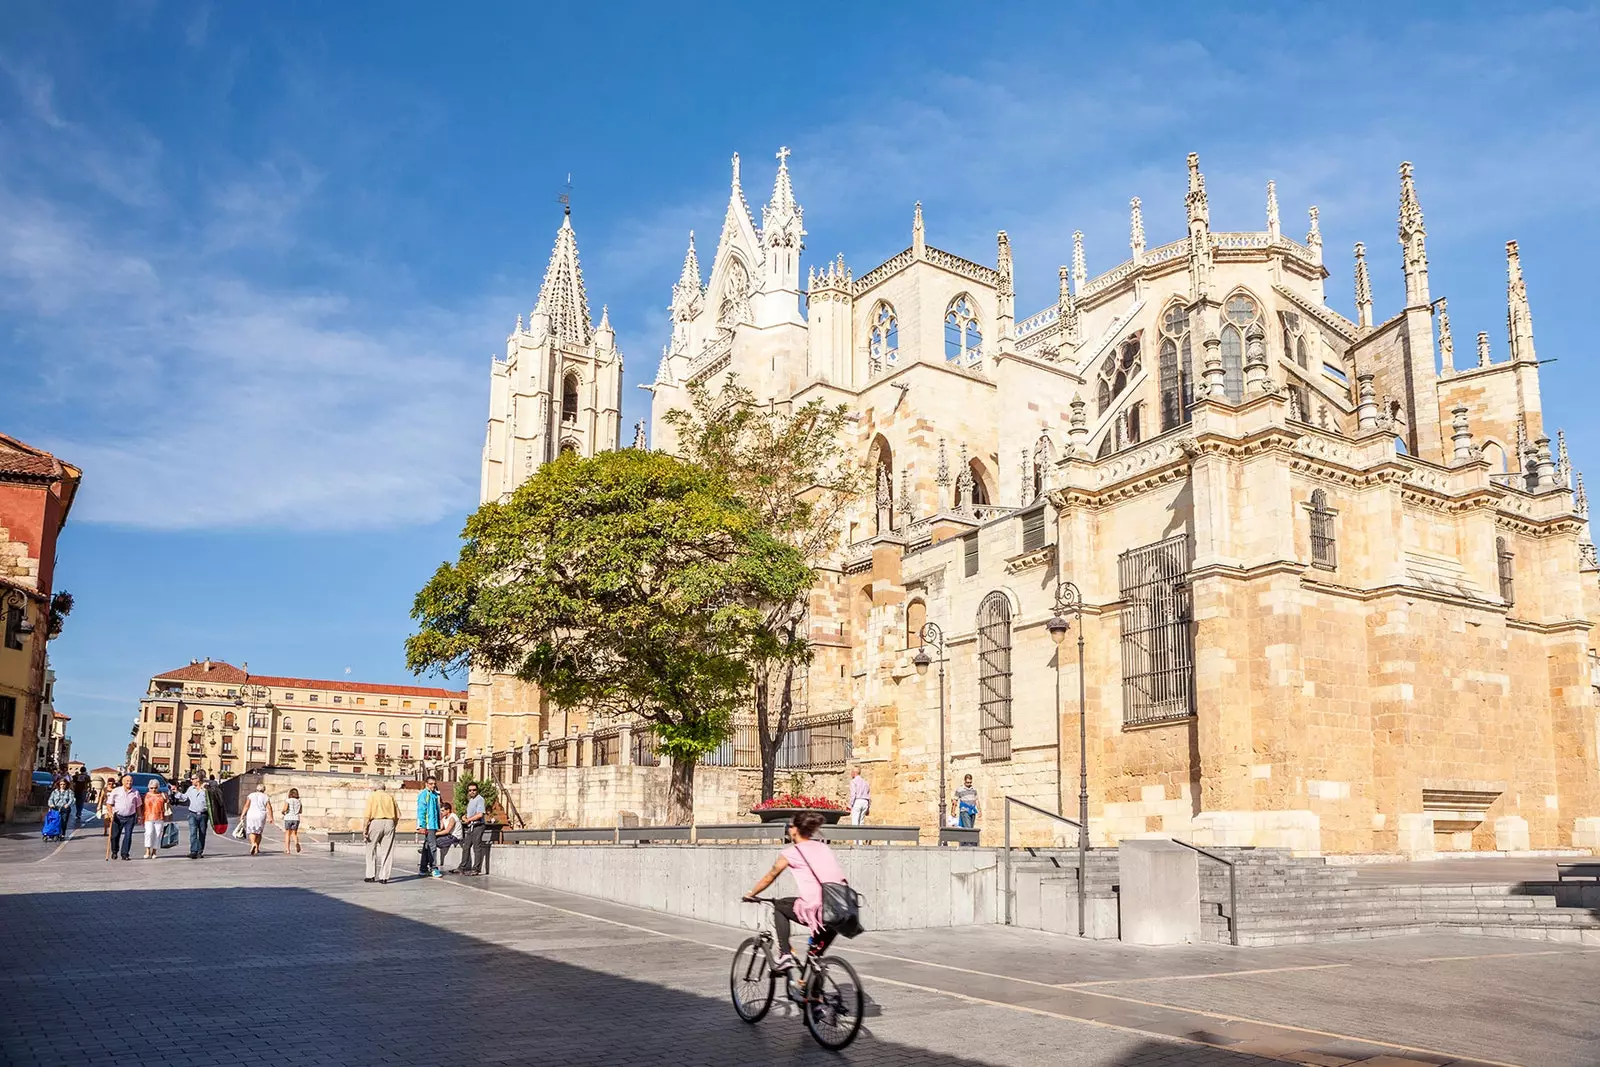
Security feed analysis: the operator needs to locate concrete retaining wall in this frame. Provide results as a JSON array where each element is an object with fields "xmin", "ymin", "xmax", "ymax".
[{"xmin": 337, "ymin": 841, "xmax": 1003, "ymax": 930}]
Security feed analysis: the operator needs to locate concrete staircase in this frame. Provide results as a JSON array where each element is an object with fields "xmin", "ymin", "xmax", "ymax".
[{"xmin": 1009, "ymin": 846, "xmax": 1600, "ymax": 946}]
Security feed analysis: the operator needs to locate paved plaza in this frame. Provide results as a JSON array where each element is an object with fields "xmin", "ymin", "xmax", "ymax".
[{"xmin": 2, "ymin": 823, "xmax": 1597, "ymax": 1067}]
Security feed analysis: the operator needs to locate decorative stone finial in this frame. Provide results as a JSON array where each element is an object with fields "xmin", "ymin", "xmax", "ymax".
[
  {"xmin": 1434, "ymin": 298, "xmax": 1454, "ymax": 375},
  {"xmin": 898, "ymin": 468, "xmax": 913, "ymax": 517},
  {"xmin": 1353, "ymin": 242, "xmax": 1373, "ymax": 330},
  {"xmin": 912, "ymin": 201, "xmax": 925, "ymax": 258},
  {"xmin": 1186, "ymin": 152, "xmax": 1209, "ymax": 225},
  {"xmin": 953, "ymin": 444, "xmax": 973, "ymax": 513},
  {"xmin": 632, "ymin": 419, "xmax": 647, "ymax": 450},
  {"xmin": 1506, "ymin": 239, "xmax": 1536, "ymax": 364},
  {"xmin": 731, "ymin": 152, "xmax": 741, "ymax": 191},
  {"xmin": 1576, "ymin": 472, "xmax": 1589, "ymax": 516},
  {"xmin": 1558, "ymin": 429, "xmax": 1571, "ymax": 486},
  {"xmin": 1068, "ymin": 395, "xmax": 1089, "ymax": 455},
  {"xmin": 1398, "ymin": 161, "xmax": 1429, "ymax": 307},
  {"xmin": 996, "ymin": 231, "xmax": 1014, "ymax": 342},
  {"xmin": 1244, "ymin": 321, "xmax": 1269, "ymax": 395},
  {"xmin": 1072, "ymin": 230, "xmax": 1086, "ymax": 293},
  {"xmin": 1130, "ymin": 197, "xmax": 1145, "ymax": 262},
  {"xmin": 935, "ymin": 438, "xmax": 950, "ymax": 487},
  {"xmin": 1450, "ymin": 405, "xmax": 1476, "ymax": 465},
  {"xmin": 1201, "ymin": 326, "xmax": 1226, "ymax": 398},
  {"xmin": 1288, "ymin": 386, "xmax": 1304, "ymax": 422},
  {"xmin": 1057, "ymin": 264, "xmax": 1079, "ymax": 343},
  {"xmin": 1356, "ymin": 373, "xmax": 1379, "ymax": 431},
  {"xmin": 1533, "ymin": 435, "xmax": 1557, "ymax": 492},
  {"xmin": 1019, "ymin": 449, "xmax": 1032, "ymax": 503},
  {"xmin": 1477, "ymin": 331, "xmax": 1491, "ymax": 367},
  {"xmin": 1266, "ymin": 180, "xmax": 1280, "ymax": 241},
  {"xmin": 1306, "ymin": 206, "xmax": 1323, "ymax": 265}
]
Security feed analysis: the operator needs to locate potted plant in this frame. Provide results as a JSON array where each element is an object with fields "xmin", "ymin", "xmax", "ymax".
[{"xmin": 751, "ymin": 793, "xmax": 847, "ymax": 824}]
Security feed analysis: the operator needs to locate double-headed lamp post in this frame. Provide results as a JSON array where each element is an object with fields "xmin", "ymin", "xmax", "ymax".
[
  {"xmin": 1045, "ymin": 580, "xmax": 1089, "ymax": 937},
  {"xmin": 236, "ymin": 684, "xmax": 270, "ymax": 769},
  {"xmin": 911, "ymin": 622, "xmax": 947, "ymax": 829}
]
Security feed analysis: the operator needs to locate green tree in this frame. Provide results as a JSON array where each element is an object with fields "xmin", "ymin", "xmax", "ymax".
[
  {"xmin": 454, "ymin": 774, "xmax": 499, "ymax": 817},
  {"xmin": 664, "ymin": 376, "xmax": 862, "ymax": 800},
  {"xmin": 407, "ymin": 448, "xmax": 809, "ymax": 823}
]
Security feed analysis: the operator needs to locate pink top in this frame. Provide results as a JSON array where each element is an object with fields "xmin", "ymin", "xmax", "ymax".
[{"xmin": 781, "ymin": 839, "xmax": 846, "ymax": 929}]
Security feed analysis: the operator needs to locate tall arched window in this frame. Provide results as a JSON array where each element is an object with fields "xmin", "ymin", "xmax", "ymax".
[
  {"xmin": 1097, "ymin": 335, "xmax": 1142, "ymax": 416},
  {"xmin": 968, "ymin": 459, "xmax": 991, "ymax": 507},
  {"xmin": 1497, "ymin": 536, "xmax": 1515, "ymax": 605},
  {"xmin": 976, "ymin": 593, "xmax": 1013, "ymax": 762},
  {"xmin": 906, "ymin": 599, "xmax": 927, "ymax": 649},
  {"xmin": 945, "ymin": 295, "xmax": 982, "ymax": 363},
  {"xmin": 1220, "ymin": 293, "xmax": 1259, "ymax": 403},
  {"xmin": 718, "ymin": 258, "xmax": 750, "ymax": 328},
  {"xmin": 1158, "ymin": 303, "xmax": 1193, "ymax": 432},
  {"xmin": 1281, "ymin": 311, "xmax": 1309, "ymax": 369},
  {"xmin": 561, "ymin": 372, "xmax": 579, "ymax": 423},
  {"xmin": 1309, "ymin": 489, "xmax": 1337, "ymax": 569},
  {"xmin": 869, "ymin": 302, "xmax": 899, "ymax": 374}
]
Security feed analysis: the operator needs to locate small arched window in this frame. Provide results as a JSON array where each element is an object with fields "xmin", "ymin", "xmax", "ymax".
[
  {"xmin": 354, "ymin": 721, "xmax": 365, "ymax": 736},
  {"xmin": 378, "ymin": 721, "xmax": 388, "ymax": 736},
  {"xmin": 1098, "ymin": 336, "xmax": 1142, "ymax": 415},
  {"xmin": 281, "ymin": 717, "xmax": 293, "ymax": 732},
  {"xmin": 976, "ymin": 592, "xmax": 1013, "ymax": 762},
  {"xmin": 559, "ymin": 439, "xmax": 579, "ymax": 456},
  {"xmin": 402, "ymin": 723, "xmax": 412, "ymax": 737},
  {"xmin": 944, "ymin": 295, "xmax": 982, "ymax": 363},
  {"xmin": 1497, "ymin": 536, "xmax": 1515, "ymax": 605},
  {"xmin": 968, "ymin": 459, "xmax": 991, "ymax": 507},
  {"xmin": 331, "ymin": 719, "xmax": 342, "ymax": 734},
  {"xmin": 561, "ymin": 373, "xmax": 579, "ymax": 423},
  {"xmin": 906, "ymin": 599, "xmax": 927, "ymax": 650},
  {"xmin": 869, "ymin": 302, "xmax": 899, "ymax": 374},
  {"xmin": 1309, "ymin": 489, "xmax": 1337, "ymax": 569},
  {"xmin": 1482, "ymin": 441, "xmax": 1508, "ymax": 473},
  {"xmin": 307, "ymin": 718, "xmax": 317, "ymax": 733}
]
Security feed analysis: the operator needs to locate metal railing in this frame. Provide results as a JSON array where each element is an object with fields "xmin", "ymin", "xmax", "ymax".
[
  {"xmin": 1172, "ymin": 840, "xmax": 1239, "ymax": 946},
  {"xmin": 1002, "ymin": 796, "xmax": 1085, "ymax": 932}
]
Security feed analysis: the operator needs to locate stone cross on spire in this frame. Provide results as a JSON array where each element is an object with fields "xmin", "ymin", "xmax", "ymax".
[
  {"xmin": 534, "ymin": 212, "xmax": 593, "ymax": 347},
  {"xmin": 1398, "ymin": 162, "xmax": 1430, "ymax": 307},
  {"xmin": 1353, "ymin": 242, "xmax": 1373, "ymax": 331},
  {"xmin": 762, "ymin": 145, "xmax": 802, "ymax": 241}
]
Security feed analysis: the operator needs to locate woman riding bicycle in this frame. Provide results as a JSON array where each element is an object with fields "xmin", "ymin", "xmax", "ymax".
[{"xmin": 742, "ymin": 811, "xmax": 846, "ymax": 971}]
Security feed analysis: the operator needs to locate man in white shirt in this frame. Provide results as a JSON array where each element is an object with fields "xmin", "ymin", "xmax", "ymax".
[
  {"xmin": 848, "ymin": 767, "xmax": 871, "ymax": 825},
  {"xmin": 107, "ymin": 775, "xmax": 142, "ymax": 861},
  {"xmin": 455, "ymin": 783, "xmax": 487, "ymax": 875}
]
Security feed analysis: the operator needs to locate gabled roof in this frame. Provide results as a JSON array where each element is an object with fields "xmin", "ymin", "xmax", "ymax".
[
  {"xmin": 150, "ymin": 659, "xmax": 466, "ymax": 698},
  {"xmin": 0, "ymin": 433, "xmax": 73, "ymax": 481}
]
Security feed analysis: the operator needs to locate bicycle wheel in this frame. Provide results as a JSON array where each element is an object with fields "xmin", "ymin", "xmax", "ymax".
[
  {"xmin": 729, "ymin": 937, "xmax": 775, "ymax": 1023},
  {"xmin": 803, "ymin": 956, "xmax": 864, "ymax": 1050}
]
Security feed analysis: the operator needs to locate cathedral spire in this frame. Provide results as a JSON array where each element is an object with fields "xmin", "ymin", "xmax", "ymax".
[
  {"xmin": 672, "ymin": 230, "xmax": 702, "ymax": 320},
  {"xmin": 1186, "ymin": 152, "xmax": 1209, "ymax": 226},
  {"xmin": 996, "ymin": 231, "xmax": 1014, "ymax": 343},
  {"xmin": 533, "ymin": 212, "xmax": 593, "ymax": 347},
  {"xmin": 1186, "ymin": 153, "xmax": 1213, "ymax": 300},
  {"xmin": 1434, "ymin": 297, "xmax": 1454, "ymax": 375},
  {"xmin": 912, "ymin": 201, "xmax": 925, "ymax": 259},
  {"xmin": 1506, "ymin": 239, "xmax": 1537, "ymax": 364},
  {"xmin": 1072, "ymin": 230, "xmax": 1086, "ymax": 293},
  {"xmin": 1398, "ymin": 162, "xmax": 1429, "ymax": 307},
  {"xmin": 1266, "ymin": 180, "xmax": 1280, "ymax": 241},
  {"xmin": 1306, "ymin": 206, "xmax": 1323, "ymax": 266},
  {"xmin": 1129, "ymin": 197, "xmax": 1145, "ymax": 263},
  {"xmin": 761, "ymin": 145, "xmax": 805, "ymax": 257},
  {"xmin": 1057, "ymin": 265, "xmax": 1080, "ymax": 345},
  {"xmin": 1353, "ymin": 242, "xmax": 1373, "ymax": 330}
]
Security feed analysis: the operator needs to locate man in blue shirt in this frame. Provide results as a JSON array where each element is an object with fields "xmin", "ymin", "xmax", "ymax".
[
  {"xmin": 416, "ymin": 775, "xmax": 442, "ymax": 876},
  {"xmin": 177, "ymin": 772, "xmax": 211, "ymax": 859}
]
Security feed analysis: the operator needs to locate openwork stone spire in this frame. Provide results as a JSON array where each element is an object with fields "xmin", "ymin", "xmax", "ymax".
[
  {"xmin": 761, "ymin": 146, "xmax": 804, "ymax": 252},
  {"xmin": 1576, "ymin": 471, "xmax": 1589, "ymax": 516},
  {"xmin": 672, "ymin": 231, "xmax": 703, "ymax": 319},
  {"xmin": 1434, "ymin": 298, "xmax": 1454, "ymax": 374},
  {"xmin": 1506, "ymin": 240, "xmax": 1536, "ymax": 364},
  {"xmin": 1266, "ymin": 180, "xmax": 1280, "ymax": 241},
  {"xmin": 912, "ymin": 201, "xmax": 925, "ymax": 258},
  {"xmin": 1558, "ymin": 429, "xmax": 1571, "ymax": 486},
  {"xmin": 1186, "ymin": 152, "xmax": 1209, "ymax": 226},
  {"xmin": 1186, "ymin": 152, "xmax": 1213, "ymax": 300},
  {"xmin": 1353, "ymin": 242, "xmax": 1373, "ymax": 330},
  {"xmin": 632, "ymin": 420, "xmax": 647, "ymax": 449},
  {"xmin": 1306, "ymin": 206, "xmax": 1323, "ymax": 266},
  {"xmin": 1130, "ymin": 197, "xmax": 1145, "ymax": 262},
  {"xmin": 1398, "ymin": 162, "xmax": 1429, "ymax": 307},
  {"xmin": 935, "ymin": 438, "xmax": 950, "ymax": 487},
  {"xmin": 534, "ymin": 213, "xmax": 593, "ymax": 347},
  {"xmin": 996, "ymin": 231, "xmax": 1014, "ymax": 341},
  {"xmin": 1477, "ymin": 330, "xmax": 1491, "ymax": 367},
  {"xmin": 1057, "ymin": 265, "xmax": 1079, "ymax": 344},
  {"xmin": 1072, "ymin": 230, "xmax": 1086, "ymax": 293}
]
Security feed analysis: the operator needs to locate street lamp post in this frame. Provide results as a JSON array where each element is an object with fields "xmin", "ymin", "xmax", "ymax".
[
  {"xmin": 912, "ymin": 622, "xmax": 947, "ymax": 830},
  {"xmin": 235, "ymin": 684, "xmax": 270, "ymax": 770},
  {"xmin": 1046, "ymin": 580, "xmax": 1088, "ymax": 937}
]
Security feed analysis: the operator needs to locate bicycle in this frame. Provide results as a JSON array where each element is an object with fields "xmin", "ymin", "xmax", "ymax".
[{"xmin": 730, "ymin": 898, "xmax": 864, "ymax": 1051}]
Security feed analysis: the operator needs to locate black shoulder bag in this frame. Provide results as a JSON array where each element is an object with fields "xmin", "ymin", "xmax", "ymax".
[{"xmin": 791, "ymin": 842, "xmax": 865, "ymax": 938}]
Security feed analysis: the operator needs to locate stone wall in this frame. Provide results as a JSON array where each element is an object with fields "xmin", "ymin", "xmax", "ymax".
[{"xmin": 245, "ymin": 770, "xmax": 417, "ymax": 831}]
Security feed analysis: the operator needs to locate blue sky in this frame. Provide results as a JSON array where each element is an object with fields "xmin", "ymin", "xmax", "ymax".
[{"xmin": 3, "ymin": 3, "xmax": 1597, "ymax": 768}]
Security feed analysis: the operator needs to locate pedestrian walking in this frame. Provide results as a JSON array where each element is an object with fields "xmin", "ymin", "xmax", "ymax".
[
  {"xmin": 363, "ymin": 782, "xmax": 399, "ymax": 883},
  {"xmin": 99, "ymin": 777, "xmax": 116, "ymax": 856},
  {"xmin": 282, "ymin": 788, "xmax": 302, "ymax": 854},
  {"xmin": 46, "ymin": 779, "xmax": 74, "ymax": 840},
  {"xmin": 71, "ymin": 768, "xmax": 91, "ymax": 828},
  {"xmin": 416, "ymin": 775, "xmax": 442, "ymax": 875},
  {"xmin": 453, "ymin": 782, "xmax": 486, "ymax": 875},
  {"xmin": 953, "ymin": 774, "xmax": 980, "ymax": 829},
  {"xmin": 106, "ymin": 775, "xmax": 141, "ymax": 861},
  {"xmin": 847, "ymin": 767, "xmax": 871, "ymax": 826},
  {"xmin": 241, "ymin": 782, "xmax": 273, "ymax": 856},
  {"xmin": 177, "ymin": 772, "xmax": 211, "ymax": 859},
  {"xmin": 432, "ymin": 802, "xmax": 460, "ymax": 876},
  {"xmin": 141, "ymin": 781, "xmax": 170, "ymax": 859}
]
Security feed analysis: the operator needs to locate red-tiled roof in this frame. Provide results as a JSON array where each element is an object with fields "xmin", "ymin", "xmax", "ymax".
[
  {"xmin": 0, "ymin": 433, "xmax": 67, "ymax": 481},
  {"xmin": 151, "ymin": 660, "xmax": 465, "ymax": 698}
]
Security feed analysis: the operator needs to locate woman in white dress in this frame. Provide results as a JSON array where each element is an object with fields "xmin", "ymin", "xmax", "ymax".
[{"xmin": 242, "ymin": 783, "xmax": 273, "ymax": 856}]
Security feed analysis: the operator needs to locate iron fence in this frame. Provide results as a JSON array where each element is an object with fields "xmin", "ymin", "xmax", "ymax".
[
  {"xmin": 592, "ymin": 729, "xmax": 620, "ymax": 767},
  {"xmin": 1117, "ymin": 533, "xmax": 1194, "ymax": 727}
]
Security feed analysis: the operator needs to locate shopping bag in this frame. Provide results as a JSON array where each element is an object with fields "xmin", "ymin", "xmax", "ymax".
[
  {"xmin": 160, "ymin": 822, "xmax": 179, "ymax": 849},
  {"xmin": 232, "ymin": 820, "xmax": 247, "ymax": 840}
]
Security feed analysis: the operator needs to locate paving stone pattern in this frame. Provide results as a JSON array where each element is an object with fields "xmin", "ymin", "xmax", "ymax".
[{"xmin": 2, "ymin": 823, "xmax": 1596, "ymax": 1067}]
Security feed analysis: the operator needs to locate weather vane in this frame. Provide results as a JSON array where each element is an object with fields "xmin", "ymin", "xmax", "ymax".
[{"xmin": 558, "ymin": 173, "xmax": 572, "ymax": 215}]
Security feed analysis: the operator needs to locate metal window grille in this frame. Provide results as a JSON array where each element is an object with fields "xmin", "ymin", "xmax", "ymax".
[
  {"xmin": 1118, "ymin": 534, "xmax": 1194, "ymax": 727},
  {"xmin": 976, "ymin": 592, "xmax": 1013, "ymax": 762},
  {"xmin": 964, "ymin": 534, "xmax": 979, "ymax": 577},
  {"xmin": 1309, "ymin": 489, "xmax": 1337, "ymax": 569},
  {"xmin": 548, "ymin": 740, "xmax": 569, "ymax": 768},
  {"xmin": 630, "ymin": 728, "xmax": 658, "ymax": 767},
  {"xmin": 1021, "ymin": 507, "xmax": 1047, "ymax": 553},
  {"xmin": 1497, "ymin": 537, "xmax": 1515, "ymax": 605},
  {"xmin": 592, "ymin": 730, "xmax": 619, "ymax": 766}
]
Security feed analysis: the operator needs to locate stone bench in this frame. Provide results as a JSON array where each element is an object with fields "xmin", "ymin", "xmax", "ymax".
[{"xmin": 1556, "ymin": 863, "xmax": 1600, "ymax": 882}]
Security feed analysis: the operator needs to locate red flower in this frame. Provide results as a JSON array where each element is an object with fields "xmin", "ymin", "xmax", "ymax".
[{"xmin": 752, "ymin": 793, "xmax": 845, "ymax": 812}]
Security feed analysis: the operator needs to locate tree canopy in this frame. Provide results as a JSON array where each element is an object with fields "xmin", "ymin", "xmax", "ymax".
[{"xmin": 406, "ymin": 447, "xmax": 811, "ymax": 821}]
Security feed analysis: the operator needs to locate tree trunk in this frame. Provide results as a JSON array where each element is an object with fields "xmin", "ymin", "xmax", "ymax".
[
  {"xmin": 755, "ymin": 666, "xmax": 778, "ymax": 801},
  {"xmin": 668, "ymin": 756, "xmax": 695, "ymax": 825}
]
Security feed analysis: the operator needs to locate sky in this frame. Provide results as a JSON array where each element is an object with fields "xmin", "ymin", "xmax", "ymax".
[{"xmin": 3, "ymin": 2, "xmax": 1598, "ymax": 768}]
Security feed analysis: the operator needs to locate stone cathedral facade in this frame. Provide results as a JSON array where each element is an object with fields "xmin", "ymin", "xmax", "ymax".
[
  {"xmin": 473, "ymin": 148, "xmax": 1600, "ymax": 856},
  {"xmin": 639, "ymin": 149, "xmax": 1600, "ymax": 857}
]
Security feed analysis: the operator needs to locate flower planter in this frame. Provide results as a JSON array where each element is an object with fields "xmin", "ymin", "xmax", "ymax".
[{"xmin": 751, "ymin": 807, "xmax": 846, "ymax": 825}]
